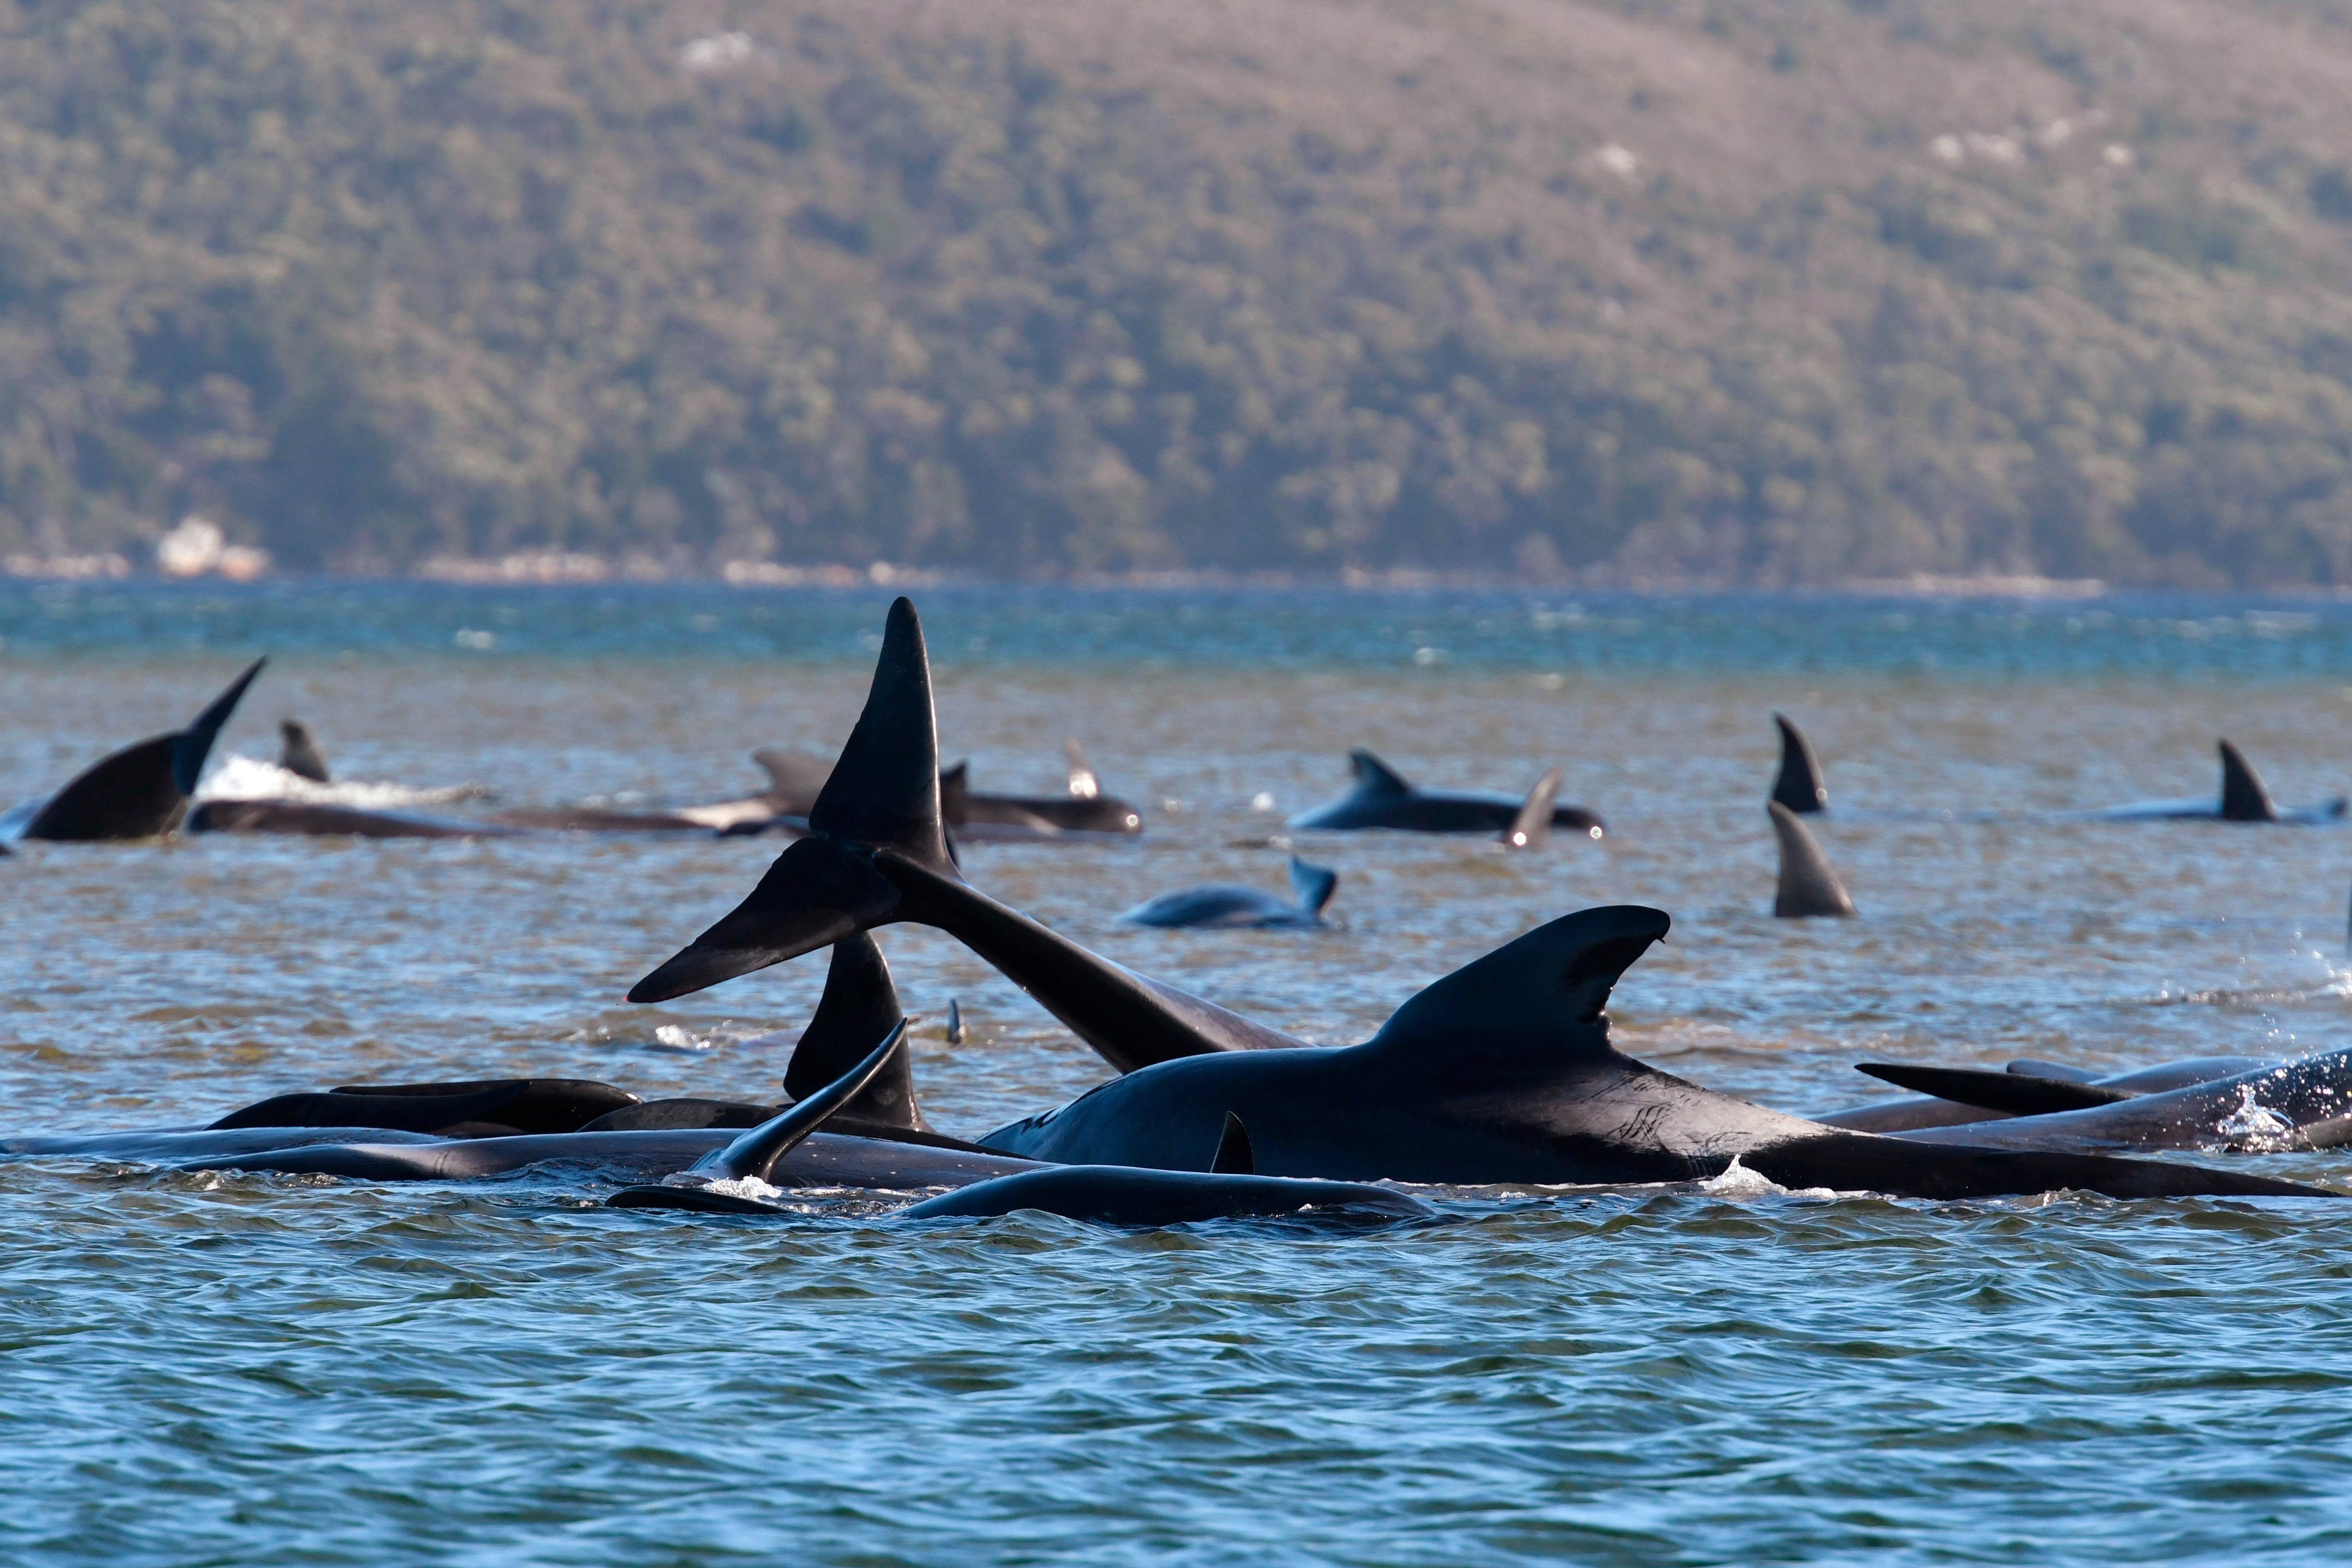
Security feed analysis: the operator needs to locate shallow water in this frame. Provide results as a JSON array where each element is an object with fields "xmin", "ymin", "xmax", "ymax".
[{"xmin": 7, "ymin": 582, "xmax": 2352, "ymax": 1565}]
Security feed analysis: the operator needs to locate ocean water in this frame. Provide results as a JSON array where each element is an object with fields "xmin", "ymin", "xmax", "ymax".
[{"xmin": 6, "ymin": 580, "xmax": 2352, "ymax": 1565}]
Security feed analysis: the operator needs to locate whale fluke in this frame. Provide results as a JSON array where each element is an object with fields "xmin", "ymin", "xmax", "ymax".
[
  {"xmin": 1287, "ymin": 856, "xmax": 1339, "ymax": 917},
  {"xmin": 1065, "ymin": 739, "xmax": 1100, "ymax": 800},
  {"xmin": 1500, "ymin": 768, "xmax": 1562, "ymax": 849},
  {"xmin": 628, "ymin": 599, "xmax": 947, "ymax": 1004},
  {"xmin": 2218, "ymin": 740, "xmax": 2277, "ymax": 822},
  {"xmin": 813, "ymin": 598, "xmax": 953, "ymax": 868},
  {"xmin": 783, "ymin": 933, "xmax": 928, "ymax": 1131},
  {"xmin": 1212, "ymin": 1112, "xmax": 1255, "ymax": 1175},
  {"xmin": 1856, "ymin": 1062, "xmax": 2134, "ymax": 1115},
  {"xmin": 25, "ymin": 657, "xmax": 264, "ymax": 840},
  {"xmin": 751, "ymin": 748, "xmax": 833, "ymax": 814},
  {"xmin": 704, "ymin": 1020, "xmax": 908, "ymax": 1183},
  {"xmin": 1770, "ymin": 714, "xmax": 1827, "ymax": 814},
  {"xmin": 1769, "ymin": 801, "xmax": 1856, "ymax": 918},
  {"xmin": 279, "ymin": 719, "xmax": 330, "ymax": 783}
]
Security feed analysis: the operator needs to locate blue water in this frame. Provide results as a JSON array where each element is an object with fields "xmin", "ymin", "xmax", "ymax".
[{"xmin": 6, "ymin": 581, "xmax": 2352, "ymax": 1565}]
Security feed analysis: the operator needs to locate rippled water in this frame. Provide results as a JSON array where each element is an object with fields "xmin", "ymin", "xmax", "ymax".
[{"xmin": 8, "ymin": 582, "xmax": 2352, "ymax": 1564}]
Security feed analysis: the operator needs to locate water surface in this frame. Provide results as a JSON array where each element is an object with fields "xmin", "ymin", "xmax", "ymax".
[{"xmin": 6, "ymin": 582, "xmax": 2352, "ymax": 1565}]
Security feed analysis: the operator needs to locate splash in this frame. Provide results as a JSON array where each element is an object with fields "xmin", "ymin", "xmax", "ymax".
[
  {"xmin": 662, "ymin": 1172, "xmax": 785, "ymax": 1202},
  {"xmin": 1698, "ymin": 1157, "xmax": 1846, "ymax": 1200},
  {"xmin": 196, "ymin": 753, "xmax": 488, "ymax": 808},
  {"xmin": 2216, "ymin": 1086, "xmax": 2299, "ymax": 1153}
]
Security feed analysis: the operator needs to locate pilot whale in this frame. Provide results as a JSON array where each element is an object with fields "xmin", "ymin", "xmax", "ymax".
[
  {"xmin": 1817, "ymin": 1055, "xmax": 2275, "ymax": 1133},
  {"xmin": 1121, "ymin": 856, "xmax": 1338, "ymax": 929},
  {"xmin": 2092, "ymin": 740, "xmax": 2347, "ymax": 823},
  {"xmin": 1289, "ymin": 750, "xmax": 1602, "ymax": 837},
  {"xmin": 1769, "ymin": 803, "xmax": 1856, "ymax": 918},
  {"xmin": 627, "ymin": 598, "xmax": 2326, "ymax": 1201},
  {"xmin": 754, "ymin": 738, "xmax": 1146, "ymax": 839},
  {"xmin": 5, "ymin": 659, "xmax": 263, "ymax": 841}
]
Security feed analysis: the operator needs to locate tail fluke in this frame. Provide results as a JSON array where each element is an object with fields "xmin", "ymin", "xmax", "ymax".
[
  {"xmin": 1287, "ymin": 855, "xmax": 1339, "ymax": 917},
  {"xmin": 1856, "ymin": 1061, "xmax": 2133, "ymax": 1115},
  {"xmin": 2217, "ymin": 740, "xmax": 2277, "ymax": 822},
  {"xmin": 1769, "ymin": 802, "xmax": 1856, "ymax": 918},
  {"xmin": 1501, "ymin": 767, "xmax": 1562, "ymax": 848},
  {"xmin": 783, "ymin": 933, "xmax": 928, "ymax": 1130},
  {"xmin": 1770, "ymin": 714, "xmax": 1827, "ymax": 814},
  {"xmin": 27, "ymin": 657, "xmax": 264, "ymax": 840},
  {"xmin": 629, "ymin": 599, "xmax": 955, "ymax": 1003}
]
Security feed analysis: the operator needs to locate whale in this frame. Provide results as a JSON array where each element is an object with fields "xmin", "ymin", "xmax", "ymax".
[
  {"xmin": 1120, "ymin": 856, "xmax": 1338, "ymax": 929},
  {"xmin": 1770, "ymin": 714, "xmax": 1828, "ymax": 814},
  {"xmin": 1769, "ymin": 802, "xmax": 1856, "ymax": 918},
  {"xmin": 611, "ymin": 1039, "xmax": 1432, "ymax": 1225},
  {"xmin": 755, "ymin": 739, "xmax": 1147, "ymax": 840},
  {"xmin": 1289, "ymin": 750, "xmax": 1603, "ymax": 837},
  {"xmin": 1815, "ymin": 1055, "xmax": 2277, "ymax": 1132},
  {"xmin": 627, "ymin": 598, "xmax": 2327, "ymax": 1202},
  {"xmin": 2091, "ymin": 740, "xmax": 2347, "ymax": 823},
  {"xmin": 5, "ymin": 659, "xmax": 263, "ymax": 841},
  {"xmin": 187, "ymin": 799, "xmax": 522, "ymax": 838},
  {"xmin": 279, "ymin": 719, "xmax": 332, "ymax": 782}
]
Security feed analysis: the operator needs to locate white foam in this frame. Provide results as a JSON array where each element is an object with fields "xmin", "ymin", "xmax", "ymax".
[
  {"xmin": 196, "ymin": 753, "xmax": 487, "ymax": 808},
  {"xmin": 1698, "ymin": 1156, "xmax": 1844, "ymax": 1200},
  {"xmin": 663, "ymin": 1173, "xmax": 786, "ymax": 1202},
  {"xmin": 2217, "ymin": 1086, "xmax": 2298, "ymax": 1153}
]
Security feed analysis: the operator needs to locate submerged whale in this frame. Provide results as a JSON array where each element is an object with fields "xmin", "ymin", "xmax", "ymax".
[
  {"xmin": 756, "ymin": 739, "xmax": 1146, "ymax": 840},
  {"xmin": 612, "ymin": 1030, "xmax": 1431, "ymax": 1224},
  {"xmin": 1815, "ymin": 1051, "xmax": 2352, "ymax": 1154},
  {"xmin": 4, "ymin": 659, "xmax": 263, "ymax": 841},
  {"xmin": 2092, "ymin": 740, "xmax": 2347, "ymax": 823},
  {"xmin": 628, "ymin": 597, "xmax": 2325, "ymax": 1202},
  {"xmin": 1121, "ymin": 856, "xmax": 1338, "ymax": 929},
  {"xmin": 1770, "ymin": 714, "xmax": 1828, "ymax": 814},
  {"xmin": 1289, "ymin": 750, "xmax": 1602, "ymax": 837}
]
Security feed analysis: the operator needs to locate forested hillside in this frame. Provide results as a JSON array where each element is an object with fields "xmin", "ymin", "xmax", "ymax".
[{"xmin": 8, "ymin": 0, "xmax": 2352, "ymax": 583}]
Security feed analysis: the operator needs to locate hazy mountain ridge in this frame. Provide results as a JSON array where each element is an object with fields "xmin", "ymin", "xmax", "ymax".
[{"xmin": 7, "ymin": 0, "xmax": 2352, "ymax": 584}]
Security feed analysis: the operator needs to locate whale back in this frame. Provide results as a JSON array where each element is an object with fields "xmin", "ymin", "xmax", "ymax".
[
  {"xmin": 1348, "ymin": 750, "xmax": 1413, "ymax": 798},
  {"xmin": 2218, "ymin": 740, "xmax": 2276, "ymax": 822},
  {"xmin": 26, "ymin": 658, "xmax": 264, "ymax": 840},
  {"xmin": 1770, "ymin": 714, "xmax": 1827, "ymax": 814},
  {"xmin": 783, "ymin": 933, "xmax": 928, "ymax": 1130},
  {"xmin": 1770, "ymin": 801, "xmax": 1857, "ymax": 918}
]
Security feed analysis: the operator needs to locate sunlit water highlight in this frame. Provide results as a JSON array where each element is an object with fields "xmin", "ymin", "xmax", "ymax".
[{"xmin": 7, "ymin": 582, "xmax": 2352, "ymax": 1564}]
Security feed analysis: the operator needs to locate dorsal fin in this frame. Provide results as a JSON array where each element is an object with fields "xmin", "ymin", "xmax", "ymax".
[
  {"xmin": 1367, "ymin": 904, "xmax": 1670, "ymax": 1057},
  {"xmin": 279, "ymin": 718, "xmax": 330, "ymax": 783},
  {"xmin": 173, "ymin": 657, "xmax": 266, "ymax": 796},
  {"xmin": 1064, "ymin": 738, "xmax": 1100, "ymax": 800},
  {"xmin": 1856, "ymin": 1062, "xmax": 2134, "ymax": 1114},
  {"xmin": 1287, "ymin": 855, "xmax": 1339, "ymax": 916},
  {"xmin": 1769, "ymin": 802, "xmax": 1856, "ymax": 918},
  {"xmin": 807, "ymin": 598, "xmax": 952, "ymax": 867},
  {"xmin": 1770, "ymin": 713, "xmax": 1827, "ymax": 814},
  {"xmin": 1501, "ymin": 767, "xmax": 1562, "ymax": 848},
  {"xmin": 2217, "ymin": 740, "xmax": 2276, "ymax": 822},
  {"xmin": 1211, "ymin": 1112, "xmax": 1254, "ymax": 1174},
  {"xmin": 1348, "ymin": 749, "xmax": 1413, "ymax": 797},
  {"xmin": 946, "ymin": 997, "xmax": 967, "ymax": 1044},
  {"xmin": 695, "ymin": 1020, "xmax": 907, "ymax": 1182},
  {"xmin": 782, "ymin": 933, "xmax": 927, "ymax": 1130},
  {"xmin": 938, "ymin": 759, "xmax": 970, "ymax": 827}
]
